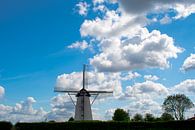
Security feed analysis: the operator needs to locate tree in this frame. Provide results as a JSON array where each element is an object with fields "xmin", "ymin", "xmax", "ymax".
[
  {"xmin": 144, "ymin": 113, "xmax": 155, "ymax": 122},
  {"xmin": 163, "ymin": 94, "xmax": 194, "ymax": 120},
  {"xmin": 132, "ymin": 113, "xmax": 143, "ymax": 122},
  {"xmin": 160, "ymin": 112, "xmax": 174, "ymax": 121},
  {"xmin": 68, "ymin": 117, "xmax": 74, "ymax": 121},
  {"xmin": 112, "ymin": 108, "xmax": 130, "ymax": 121}
]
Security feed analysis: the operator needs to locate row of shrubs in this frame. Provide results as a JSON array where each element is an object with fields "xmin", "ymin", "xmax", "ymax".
[
  {"xmin": 1, "ymin": 120, "xmax": 195, "ymax": 130},
  {"xmin": 0, "ymin": 122, "xmax": 12, "ymax": 130}
]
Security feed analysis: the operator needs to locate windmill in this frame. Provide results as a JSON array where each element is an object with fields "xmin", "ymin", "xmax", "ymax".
[{"xmin": 54, "ymin": 65, "xmax": 113, "ymax": 120}]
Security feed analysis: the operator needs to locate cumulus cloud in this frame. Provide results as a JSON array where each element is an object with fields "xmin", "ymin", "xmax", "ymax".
[
  {"xmin": 121, "ymin": 81, "xmax": 169, "ymax": 117},
  {"xmin": 55, "ymin": 71, "xmax": 123, "ymax": 98},
  {"xmin": 172, "ymin": 79, "xmax": 195, "ymax": 95},
  {"xmin": 120, "ymin": 72, "xmax": 141, "ymax": 81},
  {"xmin": 67, "ymin": 40, "xmax": 89, "ymax": 50},
  {"xmin": 174, "ymin": 4, "xmax": 195, "ymax": 19},
  {"xmin": 0, "ymin": 86, "xmax": 5, "ymax": 97},
  {"xmin": 144, "ymin": 75, "xmax": 159, "ymax": 81},
  {"xmin": 119, "ymin": 0, "xmax": 195, "ymax": 19},
  {"xmin": 160, "ymin": 15, "xmax": 172, "ymax": 24},
  {"xmin": 80, "ymin": 10, "xmax": 147, "ymax": 40},
  {"xmin": 93, "ymin": 4, "xmax": 107, "ymax": 12},
  {"xmin": 181, "ymin": 54, "xmax": 195, "ymax": 71},
  {"xmin": 128, "ymin": 99, "xmax": 162, "ymax": 117},
  {"xmin": 90, "ymin": 28, "xmax": 183, "ymax": 72},
  {"xmin": 0, "ymin": 97, "xmax": 47, "ymax": 123},
  {"xmin": 76, "ymin": 2, "xmax": 90, "ymax": 16},
  {"xmin": 104, "ymin": 108, "xmax": 115, "ymax": 120},
  {"xmin": 46, "ymin": 94, "xmax": 74, "ymax": 122},
  {"xmin": 125, "ymin": 81, "xmax": 169, "ymax": 99},
  {"xmin": 93, "ymin": 0, "xmax": 104, "ymax": 5},
  {"xmin": 0, "ymin": 104, "xmax": 12, "ymax": 115},
  {"xmin": 78, "ymin": 1, "xmax": 185, "ymax": 73}
]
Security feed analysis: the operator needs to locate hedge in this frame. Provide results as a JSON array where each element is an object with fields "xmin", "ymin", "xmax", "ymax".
[
  {"xmin": 0, "ymin": 121, "xmax": 12, "ymax": 130},
  {"xmin": 14, "ymin": 120, "xmax": 195, "ymax": 130}
]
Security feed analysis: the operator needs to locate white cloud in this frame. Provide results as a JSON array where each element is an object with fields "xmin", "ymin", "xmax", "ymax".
[
  {"xmin": 174, "ymin": 4, "xmax": 195, "ymax": 19},
  {"xmin": 76, "ymin": 2, "xmax": 90, "ymax": 16},
  {"xmin": 160, "ymin": 15, "xmax": 172, "ymax": 24},
  {"xmin": 12, "ymin": 97, "xmax": 36, "ymax": 115},
  {"xmin": 144, "ymin": 75, "xmax": 159, "ymax": 81},
  {"xmin": 0, "ymin": 97, "xmax": 47, "ymax": 123},
  {"xmin": 67, "ymin": 40, "xmax": 89, "ymax": 50},
  {"xmin": 181, "ymin": 54, "xmax": 195, "ymax": 71},
  {"xmin": 172, "ymin": 79, "xmax": 195, "ymax": 95},
  {"xmin": 55, "ymin": 71, "xmax": 123, "ymax": 98},
  {"xmin": 93, "ymin": 4, "xmax": 107, "ymax": 12},
  {"xmin": 56, "ymin": 72, "xmax": 83, "ymax": 91},
  {"xmin": 46, "ymin": 94, "xmax": 74, "ymax": 122},
  {"xmin": 90, "ymin": 28, "xmax": 183, "ymax": 72},
  {"xmin": 92, "ymin": 108, "xmax": 104, "ymax": 120},
  {"xmin": 121, "ymin": 81, "xmax": 168, "ymax": 117},
  {"xmin": 78, "ymin": 1, "xmax": 185, "ymax": 73},
  {"xmin": 0, "ymin": 86, "xmax": 5, "ymax": 98},
  {"xmin": 93, "ymin": 0, "xmax": 104, "ymax": 5},
  {"xmin": 127, "ymin": 99, "xmax": 162, "ymax": 117},
  {"xmin": 0, "ymin": 104, "xmax": 12, "ymax": 115},
  {"xmin": 120, "ymin": 72, "xmax": 141, "ymax": 81},
  {"xmin": 104, "ymin": 108, "xmax": 115, "ymax": 120},
  {"xmin": 125, "ymin": 81, "xmax": 169, "ymax": 99},
  {"xmin": 80, "ymin": 10, "xmax": 147, "ymax": 40},
  {"xmin": 119, "ymin": 0, "xmax": 195, "ymax": 19}
]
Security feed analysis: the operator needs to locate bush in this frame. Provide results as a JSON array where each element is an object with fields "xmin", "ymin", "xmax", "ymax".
[
  {"xmin": 14, "ymin": 120, "xmax": 195, "ymax": 130},
  {"xmin": 112, "ymin": 108, "xmax": 130, "ymax": 121},
  {"xmin": 144, "ymin": 113, "xmax": 155, "ymax": 122},
  {"xmin": 132, "ymin": 113, "xmax": 143, "ymax": 122},
  {"xmin": 161, "ymin": 112, "xmax": 174, "ymax": 121},
  {"xmin": 0, "ymin": 121, "xmax": 12, "ymax": 130}
]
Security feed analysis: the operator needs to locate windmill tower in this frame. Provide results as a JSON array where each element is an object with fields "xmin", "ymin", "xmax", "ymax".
[{"xmin": 54, "ymin": 65, "xmax": 113, "ymax": 120}]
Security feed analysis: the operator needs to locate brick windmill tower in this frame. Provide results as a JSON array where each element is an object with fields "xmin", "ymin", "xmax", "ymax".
[{"xmin": 55, "ymin": 65, "xmax": 113, "ymax": 120}]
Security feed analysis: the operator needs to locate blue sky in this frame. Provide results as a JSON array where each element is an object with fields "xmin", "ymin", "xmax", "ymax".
[{"xmin": 0, "ymin": 0, "xmax": 195, "ymax": 122}]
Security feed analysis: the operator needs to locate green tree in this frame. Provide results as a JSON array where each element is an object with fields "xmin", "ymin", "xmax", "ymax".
[
  {"xmin": 144, "ymin": 113, "xmax": 155, "ymax": 122},
  {"xmin": 160, "ymin": 112, "xmax": 174, "ymax": 121},
  {"xmin": 163, "ymin": 94, "xmax": 194, "ymax": 120},
  {"xmin": 112, "ymin": 108, "xmax": 130, "ymax": 121},
  {"xmin": 68, "ymin": 117, "xmax": 74, "ymax": 121},
  {"xmin": 132, "ymin": 113, "xmax": 143, "ymax": 122}
]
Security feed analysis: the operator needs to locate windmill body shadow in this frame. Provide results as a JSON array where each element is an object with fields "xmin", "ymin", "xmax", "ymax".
[{"xmin": 55, "ymin": 65, "xmax": 113, "ymax": 120}]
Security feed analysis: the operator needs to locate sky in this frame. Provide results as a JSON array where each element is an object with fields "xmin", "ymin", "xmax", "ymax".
[{"xmin": 0, "ymin": 0, "xmax": 195, "ymax": 123}]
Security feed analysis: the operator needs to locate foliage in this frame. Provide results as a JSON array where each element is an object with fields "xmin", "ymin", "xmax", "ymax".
[
  {"xmin": 163, "ymin": 94, "xmax": 194, "ymax": 120},
  {"xmin": 160, "ymin": 112, "xmax": 174, "ymax": 121},
  {"xmin": 144, "ymin": 113, "xmax": 155, "ymax": 122},
  {"xmin": 112, "ymin": 108, "xmax": 130, "ymax": 121},
  {"xmin": 68, "ymin": 117, "xmax": 74, "ymax": 121},
  {"xmin": 14, "ymin": 120, "xmax": 195, "ymax": 130},
  {"xmin": 0, "ymin": 121, "xmax": 12, "ymax": 130},
  {"xmin": 132, "ymin": 113, "xmax": 143, "ymax": 122},
  {"xmin": 48, "ymin": 120, "xmax": 56, "ymax": 123}
]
